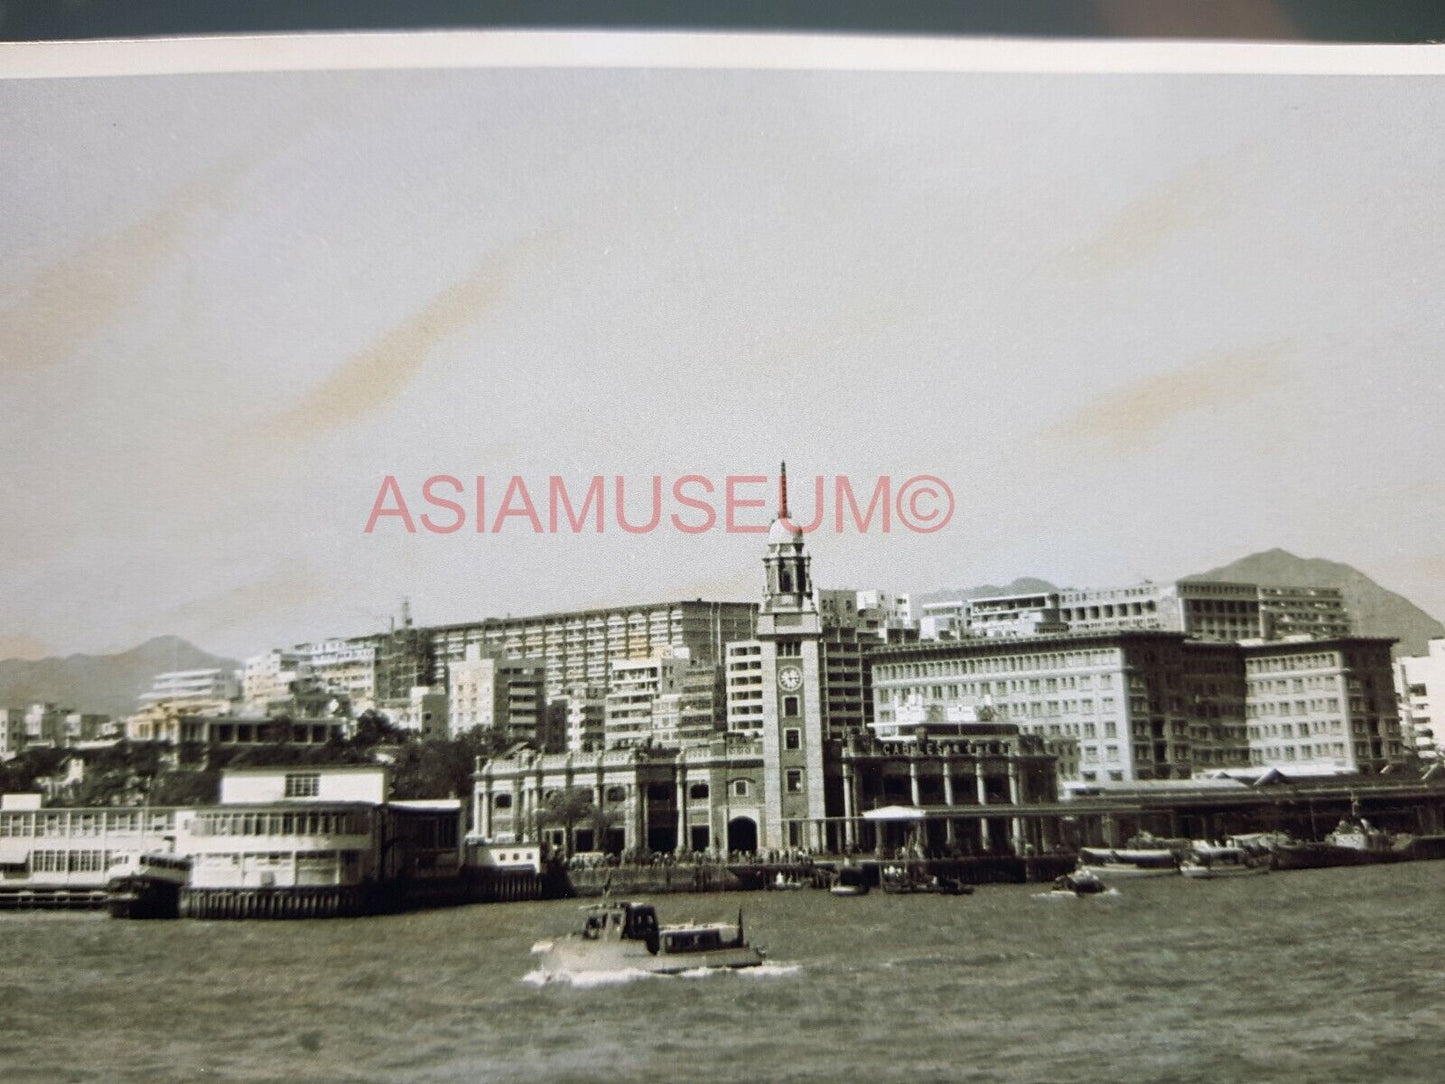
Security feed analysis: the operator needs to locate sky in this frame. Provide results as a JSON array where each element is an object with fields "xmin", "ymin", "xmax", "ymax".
[{"xmin": 2, "ymin": 62, "xmax": 1443, "ymax": 660}]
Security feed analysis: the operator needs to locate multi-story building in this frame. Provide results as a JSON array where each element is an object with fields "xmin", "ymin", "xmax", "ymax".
[
  {"xmin": 446, "ymin": 645, "xmax": 545, "ymax": 741},
  {"xmin": 296, "ymin": 640, "xmax": 377, "ymax": 706},
  {"xmin": 376, "ymin": 686, "xmax": 450, "ymax": 739},
  {"xmin": 966, "ymin": 592, "xmax": 1070, "ymax": 639},
  {"xmin": 920, "ymin": 580, "xmax": 1354, "ymax": 647},
  {"xmin": 872, "ymin": 632, "xmax": 1231, "ymax": 785},
  {"xmin": 425, "ymin": 600, "xmax": 757, "ymax": 701},
  {"xmin": 603, "ymin": 649, "xmax": 692, "ymax": 749},
  {"xmin": 873, "ymin": 631, "xmax": 1403, "ymax": 784},
  {"xmin": 818, "ymin": 589, "xmax": 914, "ymax": 641},
  {"xmin": 1257, "ymin": 586, "xmax": 1352, "ymax": 640},
  {"xmin": 557, "ymin": 686, "xmax": 607, "ymax": 753},
  {"xmin": 349, "ymin": 617, "xmax": 433, "ymax": 703},
  {"xmin": 240, "ymin": 649, "xmax": 304, "ymax": 709},
  {"xmin": 651, "ymin": 663, "xmax": 726, "ymax": 747},
  {"xmin": 1244, "ymin": 638, "xmax": 1404, "ymax": 773},
  {"xmin": 1395, "ymin": 638, "xmax": 1445, "ymax": 761},
  {"xmin": 0, "ymin": 708, "xmax": 28, "ymax": 759},
  {"xmin": 138, "ymin": 668, "xmax": 241, "ymax": 711},
  {"xmin": 1057, "ymin": 581, "xmax": 1263, "ymax": 641}
]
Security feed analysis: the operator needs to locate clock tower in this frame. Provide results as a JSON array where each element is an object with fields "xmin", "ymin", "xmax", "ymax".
[{"xmin": 756, "ymin": 463, "xmax": 828, "ymax": 850}]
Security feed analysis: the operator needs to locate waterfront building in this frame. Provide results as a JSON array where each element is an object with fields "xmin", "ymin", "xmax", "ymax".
[
  {"xmin": 0, "ymin": 795, "xmax": 180, "ymax": 901},
  {"xmin": 1395, "ymin": 638, "xmax": 1445, "ymax": 762},
  {"xmin": 447, "ymin": 645, "xmax": 545, "ymax": 741},
  {"xmin": 871, "ymin": 632, "xmax": 1233, "ymax": 785},
  {"xmin": 1244, "ymin": 638, "xmax": 1404, "ymax": 773},
  {"xmin": 873, "ymin": 632, "xmax": 1403, "ymax": 783},
  {"xmin": 177, "ymin": 766, "xmax": 462, "ymax": 918},
  {"xmin": 425, "ymin": 600, "xmax": 757, "ymax": 701},
  {"xmin": 138, "ymin": 668, "xmax": 242, "ymax": 711}
]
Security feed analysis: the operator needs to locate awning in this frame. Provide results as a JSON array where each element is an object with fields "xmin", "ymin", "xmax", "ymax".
[{"xmin": 862, "ymin": 805, "xmax": 928, "ymax": 822}]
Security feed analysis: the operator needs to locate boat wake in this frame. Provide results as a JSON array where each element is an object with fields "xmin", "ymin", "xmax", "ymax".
[
  {"xmin": 523, "ymin": 962, "xmax": 801, "ymax": 988},
  {"xmin": 1030, "ymin": 887, "xmax": 1123, "ymax": 901}
]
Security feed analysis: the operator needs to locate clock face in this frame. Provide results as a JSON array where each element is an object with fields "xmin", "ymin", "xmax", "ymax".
[{"xmin": 778, "ymin": 665, "xmax": 803, "ymax": 692}]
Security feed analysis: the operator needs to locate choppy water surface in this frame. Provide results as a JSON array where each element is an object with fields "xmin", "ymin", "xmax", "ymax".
[{"xmin": 4, "ymin": 863, "xmax": 1444, "ymax": 1083}]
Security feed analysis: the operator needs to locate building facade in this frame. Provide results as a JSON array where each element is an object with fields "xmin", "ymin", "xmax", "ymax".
[
  {"xmin": 425, "ymin": 600, "xmax": 757, "ymax": 701},
  {"xmin": 1395, "ymin": 637, "xmax": 1445, "ymax": 762},
  {"xmin": 446, "ymin": 645, "xmax": 545, "ymax": 741}
]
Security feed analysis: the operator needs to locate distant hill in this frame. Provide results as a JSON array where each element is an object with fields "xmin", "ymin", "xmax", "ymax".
[
  {"xmin": 0, "ymin": 636, "xmax": 239, "ymax": 718},
  {"xmin": 1193, "ymin": 549, "xmax": 1443, "ymax": 657}
]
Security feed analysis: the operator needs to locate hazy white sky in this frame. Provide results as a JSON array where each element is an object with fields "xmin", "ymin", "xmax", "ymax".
[{"xmin": 2, "ymin": 65, "xmax": 1443, "ymax": 660}]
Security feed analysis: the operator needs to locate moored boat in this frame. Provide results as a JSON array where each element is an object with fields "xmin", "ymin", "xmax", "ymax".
[
  {"xmin": 1271, "ymin": 816, "xmax": 1409, "ymax": 871},
  {"xmin": 1179, "ymin": 843, "xmax": 1270, "ymax": 879},
  {"xmin": 105, "ymin": 852, "xmax": 192, "ymax": 919},
  {"xmin": 830, "ymin": 866, "xmax": 870, "ymax": 896},
  {"xmin": 1075, "ymin": 847, "xmax": 1179, "ymax": 880},
  {"xmin": 530, "ymin": 901, "xmax": 764, "ymax": 977},
  {"xmin": 879, "ymin": 865, "xmax": 974, "ymax": 896}
]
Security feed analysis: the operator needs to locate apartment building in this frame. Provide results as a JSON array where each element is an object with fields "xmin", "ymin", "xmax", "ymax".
[
  {"xmin": 425, "ymin": 600, "xmax": 757, "ymax": 701},
  {"xmin": 446, "ymin": 645, "xmax": 545, "ymax": 741}
]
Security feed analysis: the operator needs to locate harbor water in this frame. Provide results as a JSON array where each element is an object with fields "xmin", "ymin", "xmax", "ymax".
[{"xmin": 4, "ymin": 862, "xmax": 1444, "ymax": 1083}]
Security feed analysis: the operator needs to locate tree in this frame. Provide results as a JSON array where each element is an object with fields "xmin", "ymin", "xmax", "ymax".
[{"xmin": 536, "ymin": 787, "xmax": 621, "ymax": 857}]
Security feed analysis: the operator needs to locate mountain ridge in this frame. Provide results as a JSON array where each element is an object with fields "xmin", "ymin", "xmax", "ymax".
[{"xmin": 0, "ymin": 636, "xmax": 239, "ymax": 718}]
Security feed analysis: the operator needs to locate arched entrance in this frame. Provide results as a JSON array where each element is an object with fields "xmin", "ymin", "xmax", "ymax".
[{"xmin": 727, "ymin": 816, "xmax": 758, "ymax": 855}]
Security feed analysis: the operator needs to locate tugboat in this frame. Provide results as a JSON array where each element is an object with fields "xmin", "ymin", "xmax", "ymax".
[
  {"xmin": 1048, "ymin": 869, "xmax": 1110, "ymax": 897},
  {"xmin": 105, "ymin": 852, "xmax": 192, "ymax": 919},
  {"xmin": 530, "ymin": 901, "xmax": 764, "ymax": 977}
]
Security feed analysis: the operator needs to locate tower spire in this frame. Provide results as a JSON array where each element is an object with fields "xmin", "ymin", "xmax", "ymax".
[{"xmin": 778, "ymin": 460, "xmax": 789, "ymax": 522}]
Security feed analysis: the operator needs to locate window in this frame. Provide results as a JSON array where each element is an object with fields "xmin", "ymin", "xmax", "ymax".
[
  {"xmin": 785, "ymin": 769, "xmax": 804, "ymax": 794},
  {"xmin": 784, "ymin": 728, "xmax": 801, "ymax": 751},
  {"xmin": 605, "ymin": 786, "xmax": 627, "ymax": 803},
  {"xmin": 284, "ymin": 773, "xmax": 320, "ymax": 798},
  {"xmin": 783, "ymin": 696, "xmax": 799, "ymax": 718},
  {"xmin": 493, "ymin": 793, "xmax": 512, "ymax": 809},
  {"xmin": 688, "ymin": 783, "xmax": 709, "ymax": 801},
  {"xmin": 732, "ymin": 780, "xmax": 750, "ymax": 797}
]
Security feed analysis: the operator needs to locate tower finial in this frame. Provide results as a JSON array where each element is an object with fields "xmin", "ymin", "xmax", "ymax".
[{"xmin": 779, "ymin": 461, "xmax": 789, "ymax": 521}]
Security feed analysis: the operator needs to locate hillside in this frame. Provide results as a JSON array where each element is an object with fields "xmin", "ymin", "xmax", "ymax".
[
  {"xmin": 1193, "ymin": 549, "xmax": 1443, "ymax": 657},
  {"xmin": 0, "ymin": 636, "xmax": 240, "ymax": 718}
]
